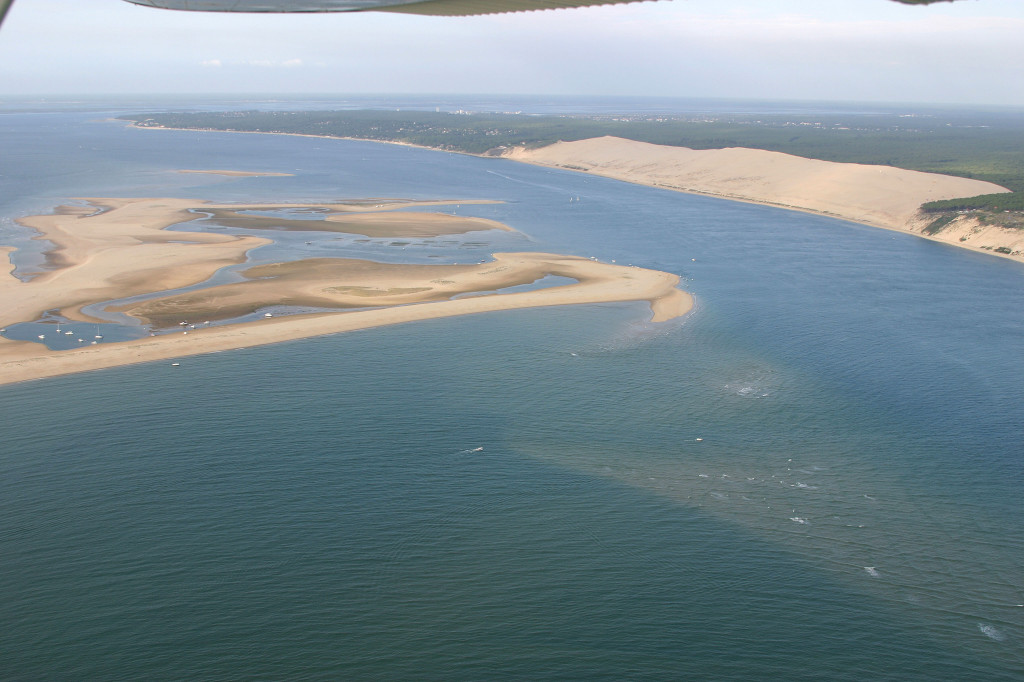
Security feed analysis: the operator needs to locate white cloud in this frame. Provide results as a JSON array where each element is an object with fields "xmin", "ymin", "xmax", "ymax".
[
  {"xmin": 200, "ymin": 59, "xmax": 222, "ymax": 68},
  {"xmin": 237, "ymin": 59, "xmax": 304, "ymax": 68}
]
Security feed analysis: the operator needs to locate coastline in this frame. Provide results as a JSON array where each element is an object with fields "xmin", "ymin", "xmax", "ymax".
[
  {"xmin": 10, "ymin": 116, "xmax": 1014, "ymax": 385},
  {"xmin": 0, "ymin": 195, "xmax": 691, "ymax": 386},
  {"xmin": 503, "ymin": 137, "xmax": 1022, "ymax": 264},
  {"xmin": 0, "ymin": 254, "xmax": 691, "ymax": 387},
  {"xmin": 131, "ymin": 123, "xmax": 1022, "ymax": 263}
]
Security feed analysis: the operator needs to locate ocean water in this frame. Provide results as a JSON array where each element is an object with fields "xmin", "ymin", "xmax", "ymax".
[{"xmin": 1, "ymin": 104, "xmax": 1023, "ymax": 680}]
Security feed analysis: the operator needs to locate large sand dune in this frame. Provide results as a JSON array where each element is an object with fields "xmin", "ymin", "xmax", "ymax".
[{"xmin": 506, "ymin": 136, "xmax": 1014, "ymax": 255}]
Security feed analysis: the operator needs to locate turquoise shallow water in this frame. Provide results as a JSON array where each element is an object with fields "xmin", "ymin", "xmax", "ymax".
[{"xmin": 1, "ymin": 104, "xmax": 1023, "ymax": 680}]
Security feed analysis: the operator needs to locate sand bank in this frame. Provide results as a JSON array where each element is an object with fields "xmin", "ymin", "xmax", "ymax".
[
  {"xmin": 7, "ymin": 198, "xmax": 270, "ymax": 324},
  {"xmin": 8, "ymin": 195, "xmax": 506, "ymax": 321},
  {"xmin": 202, "ymin": 206, "xmax": 509, "ymax": 237},
  {"xmin": 0, "ymin": 197, "xmax": 690, "ymax": 386},
  {"xmin": 0, "ymin": 254, "xmax": 689, "ymax": 387},
  {"xmin": 505, "ymin": 136, "xmax": 1018, "ymax": 259},
  {"xmin": 111, "ymin": 253, "xmax": 688, "ymax": 327}
]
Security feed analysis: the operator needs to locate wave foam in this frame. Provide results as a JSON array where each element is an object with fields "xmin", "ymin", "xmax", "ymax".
[{"xmin": 978, "ymin": 624, "xmax": 1005, "ymax": 642}]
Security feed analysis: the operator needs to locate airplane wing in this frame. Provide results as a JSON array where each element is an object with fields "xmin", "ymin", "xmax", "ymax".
[
  {"xmin": 121, "ymin": 0, "xmax": 959, "ymax": 17},
  {"xmin": 122, "ymin": 0, "xmax": 654, "ymax": 16},
  {"xmin": 0, "ymin": 0, "xmax": 972, "ymax": 32},
  {"xmin": 0, "ymin": 0, "xmax": 15, "ymax": 26}
]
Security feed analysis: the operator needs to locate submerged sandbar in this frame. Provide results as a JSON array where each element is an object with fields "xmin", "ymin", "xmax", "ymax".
[
  {"xmin": 200, "ymin": 207, "xmax": 509, "ymax": 237},
  {"xmin": 178, "ymin": 169, "xmax": 295, "ymax": 177}
]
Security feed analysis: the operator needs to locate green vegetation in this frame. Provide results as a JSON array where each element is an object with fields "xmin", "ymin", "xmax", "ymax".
[
  {"xmin": 121, "ymin": 106, "xmax": 1024, "ymax": 229},
  {"xmin": 123, "ymin": 108, "xmax": 1024, "ymax": 188},
  {"xmin": 921, "ymin": 192, "xmax": 1024, "ymax": 212},
  {"xmin": 920, "ymin": 189, "xmax": 1024, "ymax": 235},
  {"xmin": 923, "ymin": 214, "xmax": 957, "ymax": 235}
]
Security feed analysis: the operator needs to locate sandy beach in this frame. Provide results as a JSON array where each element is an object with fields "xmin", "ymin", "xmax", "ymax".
[
  {"xmin": 137, "ymin": 124, "xmax": 1021, "ymax": 261},
  {"xmin": 0, "ymin": 196, "xmax": 690, "ymax": 386},
  {"xmin": 505, "ymin": 136, "xmax": 1021, "ymax": 260},
  {"xmin": 505, "ymin": 136, "xmax": 1009, "ymax": 230}
]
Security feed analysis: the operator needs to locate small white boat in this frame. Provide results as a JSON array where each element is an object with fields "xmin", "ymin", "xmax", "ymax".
[
  {"xmin": 264, "ymin": 312, "xmax": 273, "ymax": 318},
  {"xmin": 37, "ymin": 334, "xmax": 45, "ymax": 339}
]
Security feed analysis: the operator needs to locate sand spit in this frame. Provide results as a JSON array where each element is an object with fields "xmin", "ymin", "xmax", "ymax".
[
  {"xmin": 506, "ymin": 136, "xmax": 1018, "ymax": 260},
  {"xmin": 0, "ymin": 197, "xmax": 690, "ymax": 386},
  {"xmin": 6, "ymin": 195, "xmax": 493, "ymax": 324},
  {"xmin": 203, "ymin": 207, "xmax": 510, "ymax": 237},
  {"xmin": 0, "ymin": 254, "xmax": 689, "ymax": 387},
  {"xmin": 111, "ymin": 254, "xmax": 688, "ymax": 328}
]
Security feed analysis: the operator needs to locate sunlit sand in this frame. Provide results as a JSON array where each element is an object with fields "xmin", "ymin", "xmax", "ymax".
[
  {"xmin": 140, "ymin": 127, "xmax": 1022, "ymax": 260},
  {"xmin": 506, "ymin": 136, "xmax": 1016, "ymax": 258},
  {"xmin": 0, "ymin": 196, "xmax": 690, "ymax": 386}
]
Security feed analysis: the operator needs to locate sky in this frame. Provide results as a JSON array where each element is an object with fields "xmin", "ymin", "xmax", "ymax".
[{"xmin": 0, "ymin": 0, "xmax": 1023, "ymax": 106}]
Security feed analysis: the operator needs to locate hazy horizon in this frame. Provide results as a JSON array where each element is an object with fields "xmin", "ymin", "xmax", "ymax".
[
  {"xmin": 1, "ymin": 0, "xmax": 1022, "ymax": 107},
  {"xmin": 4, "ymin": 92, "xmax": 1024, "ymax": 116}
]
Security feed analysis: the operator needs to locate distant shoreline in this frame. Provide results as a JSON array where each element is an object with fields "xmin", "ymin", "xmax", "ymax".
[
  {"xmin": 505, "ymin": 136, "xmax": 1021, "ymax": 264},
  {"xmin": 129, "ymin": 122, "xmax": 1023, "ymax": 263}
]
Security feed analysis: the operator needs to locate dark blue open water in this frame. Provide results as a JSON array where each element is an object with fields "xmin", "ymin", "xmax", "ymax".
[{"xmin": 1, "ymin": 103, "xmax": 1022, "ymax": 680}]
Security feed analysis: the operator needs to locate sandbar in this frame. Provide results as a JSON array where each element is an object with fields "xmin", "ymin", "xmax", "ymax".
[
  {"xmin": 0, "ymin": 197, "xmax": 691, "ymax": 386},
  {"xmin": 200, "ymin": 206, "xmax": 509, "ymax": 237}
]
